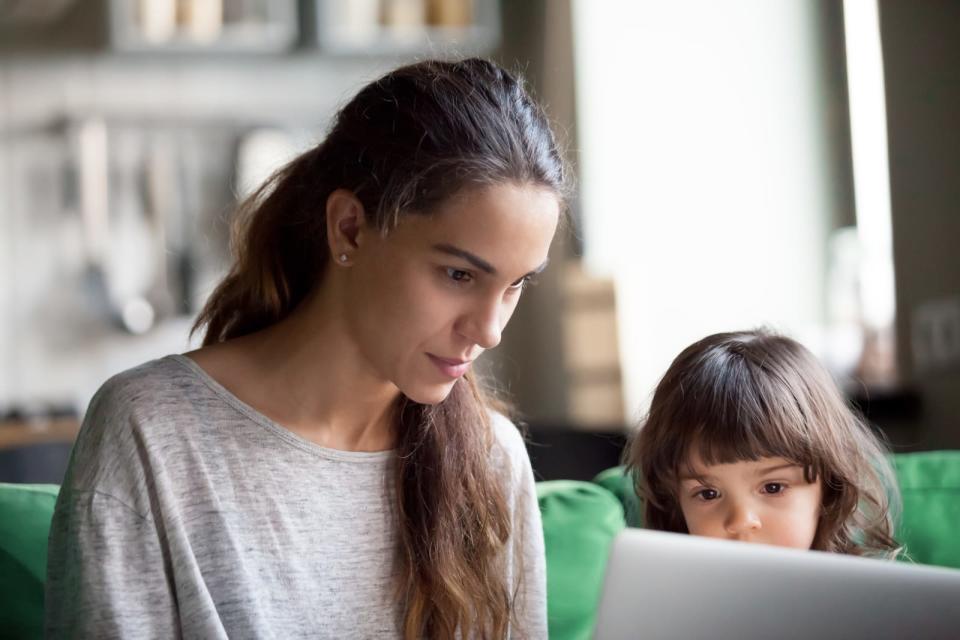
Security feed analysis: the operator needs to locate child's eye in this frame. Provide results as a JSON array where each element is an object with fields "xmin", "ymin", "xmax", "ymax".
[
  {"xmin": 761, "ymin": 482, "xmax": 786, "ymax": 495},
  {"xmin": 694, "ymin": 488, "xmax": 720, "ymax": 501},
  {"xmin": 445, "ymin": 268, "xmax": 473, "ymax": 284}
]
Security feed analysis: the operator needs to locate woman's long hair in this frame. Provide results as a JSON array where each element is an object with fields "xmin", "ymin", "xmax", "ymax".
[
  {"xmin": 192, "ymin": 59, "xmax": 567, "ymax": 638},
  {"xmin": 626, "ymin": 330, "xmax": 900, "ymax": 558}
]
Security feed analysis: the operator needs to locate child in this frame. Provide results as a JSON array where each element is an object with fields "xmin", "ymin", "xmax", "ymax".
[{"xmin": 626, "ymin": 329, "xmax": 900, "ymax": 557}]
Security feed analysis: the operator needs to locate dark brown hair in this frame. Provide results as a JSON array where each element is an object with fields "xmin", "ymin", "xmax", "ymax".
[
  {"xmin": 192, "ymin": 59, "xmax": 566, "ymax": 638},
  {"xmin": 626, "ymin": 329, "xmax": 900, "ymax": 557}
]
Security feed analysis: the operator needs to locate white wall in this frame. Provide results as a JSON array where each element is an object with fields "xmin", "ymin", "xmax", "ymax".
[{"xmin": 572, "ymin": 0, "xmax": 842, "ymax": 418}]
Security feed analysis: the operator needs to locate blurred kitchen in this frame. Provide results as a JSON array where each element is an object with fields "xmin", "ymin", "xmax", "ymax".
[{"xmin": 1, "ymin": 0, "xmax": 958, "ymax": 484}]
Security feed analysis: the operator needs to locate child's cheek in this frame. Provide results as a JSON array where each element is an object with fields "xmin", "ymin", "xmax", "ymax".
[{"xmin": 776, "ymin": 497, "xmax": 821, "ymax": 549}]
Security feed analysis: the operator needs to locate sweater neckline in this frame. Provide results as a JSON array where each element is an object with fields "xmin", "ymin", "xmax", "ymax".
[{"xmin": 167, "ymin": 354, "xmax": 397, "ymax": 464}]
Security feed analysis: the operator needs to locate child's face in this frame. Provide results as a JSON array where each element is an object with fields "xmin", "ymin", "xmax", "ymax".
[{"xmin": 677, "ymin": 454, "xmax": 822, "ymax": 550}]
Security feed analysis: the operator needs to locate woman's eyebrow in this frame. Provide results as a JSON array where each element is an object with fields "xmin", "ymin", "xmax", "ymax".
[
  {"xmin": 433, "ymin": 243, "xmax": 497, "ymax": 274},
  {"xmin": 432, "ymin": 243, "xmax": 550, "ymax": 278}
]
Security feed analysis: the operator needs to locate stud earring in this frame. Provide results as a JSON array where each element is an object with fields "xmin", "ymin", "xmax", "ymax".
[{"xmin": 339, "ymin": 254, "xmax": 348, "ymax": 263}]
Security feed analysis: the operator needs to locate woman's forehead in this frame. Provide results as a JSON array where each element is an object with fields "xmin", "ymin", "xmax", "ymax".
[{"xmin": 391, "ymin": 184, "xmax": 559, "ymax": 268}]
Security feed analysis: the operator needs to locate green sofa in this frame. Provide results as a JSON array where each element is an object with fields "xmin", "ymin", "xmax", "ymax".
[{"xmin": 3, "ymin": 451, "xmax": 959, "ymax": 639}]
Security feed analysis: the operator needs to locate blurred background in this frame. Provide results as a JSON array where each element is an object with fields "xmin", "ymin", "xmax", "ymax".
[{"xmin": 1, "ymin": 0, "xmax": 957, "ymax": 484}]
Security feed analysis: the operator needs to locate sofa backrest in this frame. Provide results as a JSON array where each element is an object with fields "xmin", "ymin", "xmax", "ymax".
[
  {"xmin": 0, "ymin": 483, "xmax": 59, "ymax": 639},
  {"xmin": 537, "ymin": 480, "xmax": 626, "ymax": 640},
  {"xmin": 893, "ymin": 450, "xmax": 960, "ymax": 568}
]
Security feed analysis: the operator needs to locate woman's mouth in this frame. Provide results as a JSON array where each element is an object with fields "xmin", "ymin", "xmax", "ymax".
[{"xmin": 427, "ymin": 354, "xmax": 473, "ymax": 379}]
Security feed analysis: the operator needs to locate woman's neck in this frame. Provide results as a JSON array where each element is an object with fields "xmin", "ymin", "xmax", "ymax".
[{"xmin": 189, "ymin": 290, "xmax": 400, "ymax": 453}]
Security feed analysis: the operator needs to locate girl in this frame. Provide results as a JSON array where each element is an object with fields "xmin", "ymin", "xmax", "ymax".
[
  {"xmin": 46, "ymin": 59, "xmax": 567, "ymax": 639},
  {"xmin": 626, "ymin": 329, "xmax": 900, "ymax": 557}
]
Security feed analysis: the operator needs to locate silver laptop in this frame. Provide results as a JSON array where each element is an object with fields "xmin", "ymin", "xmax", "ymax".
[{"xmin": 594, "ymin": 528, "xmax": 960, "ymax": 640}]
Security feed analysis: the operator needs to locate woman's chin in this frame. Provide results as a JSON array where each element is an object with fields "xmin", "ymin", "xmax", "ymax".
[{"xmin": 402, "ymin": 380, "xmax": 458, "ymax": 406}]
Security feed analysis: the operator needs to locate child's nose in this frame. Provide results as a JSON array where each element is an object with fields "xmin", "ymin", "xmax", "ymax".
[{"xmin": 724, "ymin": 502, "xmax": 762, "ymax": 535}]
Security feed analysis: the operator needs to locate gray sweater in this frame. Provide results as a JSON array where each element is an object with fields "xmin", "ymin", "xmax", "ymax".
[{"xmin": 45, "ymin": 355, "xmax": 547, "ymax": 639}]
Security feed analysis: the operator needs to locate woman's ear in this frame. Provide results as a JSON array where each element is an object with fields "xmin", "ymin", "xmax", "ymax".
[{"xmin": 326, "ymin": 189, "xmax": 366, "ymax": 265}]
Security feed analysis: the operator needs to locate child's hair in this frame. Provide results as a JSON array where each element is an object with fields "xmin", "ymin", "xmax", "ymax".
[{"xmin": 626, "ymin": 329, "xmax": 900, "ymax": 557}]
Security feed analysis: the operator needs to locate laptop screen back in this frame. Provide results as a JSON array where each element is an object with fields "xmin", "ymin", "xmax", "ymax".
[{"xmin": 594, "ymin": 528, "xmax": 960, "ymax": 640}]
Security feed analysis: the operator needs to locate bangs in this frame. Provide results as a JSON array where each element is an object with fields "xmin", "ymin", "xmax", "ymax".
[{"xmin": 682, "ymin": 418, "xmax": 806, "ymax": 476}]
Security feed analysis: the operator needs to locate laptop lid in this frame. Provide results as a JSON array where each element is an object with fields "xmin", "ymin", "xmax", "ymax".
[{"xmin": 594, "ymin": 528, "xmax": 960, "ymax": 640}]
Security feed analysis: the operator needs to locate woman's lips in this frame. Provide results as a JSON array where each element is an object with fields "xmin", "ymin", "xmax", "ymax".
[{"xmin": 427, "ymin": 354, "xmax": 473, "ymax": 379}]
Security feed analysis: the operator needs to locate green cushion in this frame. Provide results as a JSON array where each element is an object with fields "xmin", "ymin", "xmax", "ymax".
[
  {"xmin": 593, "ymin": 466, "xmax": 643, "ymax": 528},
  {"xmin": 894, "ymin": 451, "xmax": 960, "ymax": 568},
  {"xmin": 537, "ymin": 480, "xmax": 625, "ymax": 640},
  {"xmin": 0, "ymin": 483, "xmax": 60, "ymax": 639}
]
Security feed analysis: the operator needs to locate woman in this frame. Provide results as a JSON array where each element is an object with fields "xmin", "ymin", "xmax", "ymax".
[{"xmin": 46, "ymin": 58, "xmax": 567, "ymax": 639}]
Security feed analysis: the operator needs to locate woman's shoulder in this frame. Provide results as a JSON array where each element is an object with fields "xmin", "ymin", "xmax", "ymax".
[
  {"xmin": 90, "ymin": 355, "xmax": 195, "ymax": 411},
  {"xmin": 90, "ymin": 354, "xmax": 238, "ymax": 428},
  {"xmin": 81, "ymin": 353, "xmax": 227, "ymax": 447},
  {"xmin": 487, "ymin": 410, "xmax": 533, "ymax": 483},
  {"xmin": 60, "ymin": 357, "xmax": 193, "ymax": 506},
  {"xmin": 488, "ymin": 410, "xmax": 526, "ymax": 457},
  {"xmin": 66, "ymin": 356, "xmax": 209, "ymax": 486}
]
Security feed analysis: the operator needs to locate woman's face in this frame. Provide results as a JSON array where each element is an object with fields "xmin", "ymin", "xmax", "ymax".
[{"xmin": 344, "ymin": 182, "xmax": 560, "ymax": 404}]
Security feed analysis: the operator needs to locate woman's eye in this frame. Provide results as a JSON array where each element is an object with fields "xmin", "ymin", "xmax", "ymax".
[
  {"xmin": 761, "ymin": 482, "xmax": 786, "ymax": 495},
  {"xmin": 509, "ymin": 275, "xmax": 534, "ymax": 291},
  {"xmin": 694, "ymin": 488, "xmax": 719, "ymax": 501},
  {"xmin": 446, "ymin": 268, "xmax": 473, "ymax": 284}
]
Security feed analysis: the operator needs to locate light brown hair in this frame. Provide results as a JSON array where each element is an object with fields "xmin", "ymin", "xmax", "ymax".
[
  {"xmin": 626, "ymin": 329, "xmax": 900, "ymax": 557},
  {"xmin": 193, "ymin": 59, "xmax": 567, "ymax": 638}
]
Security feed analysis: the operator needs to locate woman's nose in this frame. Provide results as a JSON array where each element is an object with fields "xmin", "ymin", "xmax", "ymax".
[{"xmin": 458, "ymin": 298, "xmax": 504, "ymax": 350}]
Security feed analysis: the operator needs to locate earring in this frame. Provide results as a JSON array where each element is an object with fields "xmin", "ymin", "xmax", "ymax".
[{"xmin": 339, "ymin": 254, "xmax": 348, "ymax": 263}]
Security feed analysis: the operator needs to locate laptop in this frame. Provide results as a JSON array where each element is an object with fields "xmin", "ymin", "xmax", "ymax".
[{"xmin": 593, "ymin": 528, "xmax": 960, "ymax": 640}]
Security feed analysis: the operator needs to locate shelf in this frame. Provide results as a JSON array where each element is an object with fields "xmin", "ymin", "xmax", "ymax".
[
  {"xmin": 108, "ymin": 0, "xmax": 298, "ymax": 54},
  {"xmin": 314, "ymin": 0, "xmax": 500, "ymax": 57}
]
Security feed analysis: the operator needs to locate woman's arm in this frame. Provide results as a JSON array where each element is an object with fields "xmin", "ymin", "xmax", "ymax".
[
  {"xmin": 491, "ymin": 413, "xmax": 548, "ymax": 639},
  {"xmin": 44, "ymin": 372, "xmax": 181, "ymax": 639},
  {"xmin": 511, "ymin": 450, "xmax": 548, "ymax": 639},
  {"xmin": 45, "ymin": 489, "xmax": 179, "ymax": 638}
]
